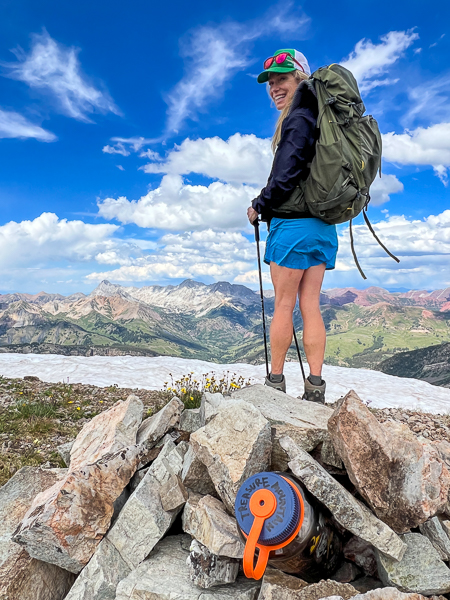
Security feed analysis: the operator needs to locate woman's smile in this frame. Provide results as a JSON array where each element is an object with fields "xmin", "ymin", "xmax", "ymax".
[{"xmin": 269, "ymin": 73, "xmax": 298, "ymax": 110}]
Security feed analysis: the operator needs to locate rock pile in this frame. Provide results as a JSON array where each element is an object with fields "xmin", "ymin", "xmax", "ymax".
[{"xmin": 2, "ymin": 384, "xmax": 450, "ymax": 599}]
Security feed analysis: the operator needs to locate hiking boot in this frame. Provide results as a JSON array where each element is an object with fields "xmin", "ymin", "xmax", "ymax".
[
  {"xmin": 302, "ymin": 377, "xmax": 326, "ymax": 404},
  {"xmin": 264, "ymin": 374, "xmax": 286, "ymax": 393}
]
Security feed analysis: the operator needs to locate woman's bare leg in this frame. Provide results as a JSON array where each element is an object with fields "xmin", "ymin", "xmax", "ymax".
[
  {"xmin": 270, "ymin": 262, "xmax": 304, "ymax": 374},
  {"xmin": 298, "ymin": 263, "xmax": 327, "ymax": 377}
]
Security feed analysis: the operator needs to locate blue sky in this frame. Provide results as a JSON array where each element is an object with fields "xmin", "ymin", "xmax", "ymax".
[{"xmin": 0, "ymin": 0, "xmax": 449, "ymax": 294}]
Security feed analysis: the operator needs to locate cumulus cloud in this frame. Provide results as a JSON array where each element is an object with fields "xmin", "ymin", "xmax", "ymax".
[
  {"xmin": 0, "ymin": 212, "xmax": 131, "ymax": 268},
  {"xmin": 85, "ymin": 209, "xmax": 450, "ymax": 290},
  {"xmin": 382, "ymin": 122, "xmax": 450, "ymax": 184},
  {"xmin": 3, "ymin": 30, "xmax": 119, "ymax": 122},
  {"xmin": 369, "ymin": 174, "xmax": 404, "ymax": 206},
  {"xmin": 165, "ymin": 3, "xmax": 310, "ymax": 133},
  {"xmin": 341, "ymin": 30, "xmax": 419, "ymax": 93},
  {"xmin": 142, "ymin": 133, "xmax": 272, "ymax": 185},
  {"xmin": 325, "ymin": 209, "xmax": 450, "ymax": 288},
  {"xmin": 97, "ymin": 174, "xmax": 257, "ymax": 231},
  {"xmin": 0, "ymin": 107, "xmax": 56, "ymax": 141},
  {"xmin": 86, "ymin": 230, "xmax": 255, "ymax": 282}
]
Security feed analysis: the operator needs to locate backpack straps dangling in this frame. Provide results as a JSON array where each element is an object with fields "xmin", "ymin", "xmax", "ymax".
[
  {"xmin": 362, "ymin": 211, "xmax": 400, "ymax": 263},
  {"xmin": 349, "ymin": 219, "xmax": 367, "ymax": 280},
  {"xmin": 349, "ymin": 212, "xmax": 401, "ymax": 280}
]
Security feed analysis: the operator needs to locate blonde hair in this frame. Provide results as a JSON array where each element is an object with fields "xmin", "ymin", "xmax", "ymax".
[{"xmin": 271, "ymin": 70, "xmax": 309, "ymax": 153}]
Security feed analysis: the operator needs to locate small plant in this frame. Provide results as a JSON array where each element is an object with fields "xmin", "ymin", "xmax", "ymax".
[
  {"xmin": 163, "ymin": 371, "xmax": 253, "ymax": 409},
  {"xmin": 14, "ymin": 401, "xmax": 58, "ymax": 419}
]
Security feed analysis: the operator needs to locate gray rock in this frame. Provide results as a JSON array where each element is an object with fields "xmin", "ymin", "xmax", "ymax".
[
  {"xmin": 190, "ymin": 399, "xmax": 271, "ymax": 513},
  {"xmin": 350, "ymin": 576, "xmax": 384, "ymax": 594},
  {"xmin": 13, "ymin": 444, "xmax": 142, "ymax": 574},
  {"xmin": 112, "ymin": 487, "xmax": 130, "ymax": 523},
  {"xmin": 128, "ymin": 467, "xmax": 149, "ymax": 493},
  {"xmin": 258, "ymin": 567, "xmax": 308, "ymax": 599},
  {"xmin": 344, "ymin": 536, "xmax": 377, "ymax": 577},
  {"xmin": 232, "ymin": 384, "xmax": 334, "ymax": 471},
  {"xmin": 0, "ymin": 466, "xmax": 67, "ymax": 565},
  {"xmin": 187, "ymin": 539, "xmax": 239, "ymax": 589},
  {"xmin": 442, "ymin": 519, "xmax": 450, "ymax": 539},
  {"xmin": 321, "ymin": 437, "xmax": 344, "ymax": 469},
  {"xmin": 352, "ymin": 589, "xmax": 447, "ymax": 599},
  {"xmin": 419, "ymin": 517, "xmax": 450, "ymax": 560},
  {"xmin": 57, "ymin": 441, "xmax": 74, "ymax": 467},
  {"xmin": 115, "ymin": 535, "xmax": 260, "ymax": 599},
  {"xmin": 180, "ymin": 407, "xmax": 202, "ymax": 433},
  {"xmin": 0, "ymin": 466, "xmax": 75, "ymax": 600},
  {"xmin": 328, "ymin": 391, "xmax": 450, "ymax": 533},
  {"xmin": 106, "ymin": 440, "xmax": 185, "ymax": 569},
  {"xmin": 0, "ymin": 550, "xmax": 76, "ymax": 600},
  {"xmin": 332, "ymin": 562, "xmax": 361, "ymax": 583},
  {"xmin": 182, "ymin": 494, "xmax": 245, "ymax": 558},
  {"xmin": 63, "ymin": 537, "xmax": 130, "ymax": 600},
  {"xmin": 137, "ymin": 397, "xmax": 183, "ymax": 446},
  {"xmin": 199, "ymin": 392, "xmax": 226, "ymax": 426},
  {"xmin": 160, "ymin": 474, "xmax": 188, "ymax": 511},
  {"xmin": 13, "ymin": 395, "xmax": 144, "ymax": 573},
  {"xmin": 376, "ymin": 532, "xmax": 450, "ymax": 595},
  {"xmin": 295, "ymin": 579, "xmax": 358, "ymax": 599},
  {"xmin": 181, "ymin": 444, "xmax": 216, "ymax": 495},
  {"xmin": 280, "ymin": 436, "xmax": 406, "ymax": 562}
]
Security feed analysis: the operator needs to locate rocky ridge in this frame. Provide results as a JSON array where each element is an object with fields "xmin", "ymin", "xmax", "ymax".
[{"xmin": 1, "ymin": 381, "xmax": 450, "ymax": 599}]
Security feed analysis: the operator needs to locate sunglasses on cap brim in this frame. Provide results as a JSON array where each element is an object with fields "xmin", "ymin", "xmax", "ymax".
[{"xmin": 263, "ymin": 52, "xmax": 305, "ymax": 72}]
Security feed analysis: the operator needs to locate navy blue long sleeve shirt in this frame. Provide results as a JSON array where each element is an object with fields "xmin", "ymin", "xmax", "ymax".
[{"xmin": 252, "ymin": 94, "xmax": 318, "ymax": 220}]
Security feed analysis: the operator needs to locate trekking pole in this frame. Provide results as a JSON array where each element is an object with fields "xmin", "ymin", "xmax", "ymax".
[
  {"xmin": 292, "ymin": 327, "xmax": 306, "ymax": 383},
  {"xmin": 253, "ymin": 219, "xmax": 269, "ymax": 377}
]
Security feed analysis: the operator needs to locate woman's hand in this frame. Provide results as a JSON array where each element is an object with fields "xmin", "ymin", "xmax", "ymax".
[{"xmin": 247, "ymin": 207, "xmax": 259, "ymax": 225}]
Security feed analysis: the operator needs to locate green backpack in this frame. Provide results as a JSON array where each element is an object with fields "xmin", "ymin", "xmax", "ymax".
[
  {"xmin": 283, "ymin": 64, "xmax": 399, "ymax": 278},
  {"xmin": 305, "ymin": 64, "xmax": 380, "ymax": 224}
]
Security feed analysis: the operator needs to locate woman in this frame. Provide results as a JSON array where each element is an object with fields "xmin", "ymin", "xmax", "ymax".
[{"xmin": 247, "ymin": 49, "xmax": 338, "ymax": 403}]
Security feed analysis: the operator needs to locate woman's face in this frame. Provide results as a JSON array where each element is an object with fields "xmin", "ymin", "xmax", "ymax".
[{"xmin": 268, "ymin": 72, "xmax": 298, "ymax": 111}]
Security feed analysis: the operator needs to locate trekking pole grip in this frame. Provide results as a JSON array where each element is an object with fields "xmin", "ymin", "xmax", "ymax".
[{"xmin": 253, "ymin": 218, "xmax": 260, "ymax": 242}]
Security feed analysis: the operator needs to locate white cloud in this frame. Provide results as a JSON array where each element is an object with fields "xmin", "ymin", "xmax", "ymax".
[
  {"xmin": 369, "ymin": 174, "xmax": 404, "ymax": 206},
  {"xmin": 111, "ymin": 136, "xmax": 157, "ymax": 151},
  {"xmin": 165, "ymin": 3, "xmax": 310, "ymax": 133},
  {"xmin": 86, "ymin": 209, "xmax": 450, "ymax": 290},
  {"xmin": 97, "ymin": 174, "xmax": 257, "ymax": 231},
  {"xmin": 103, "ymin": 143, "xmax": 130, "ymax": 156},
  {"xmin": 403, "ymin": 74, "xmax": 450, "ymax": 126},
  {"xmin": 142, "ymin": 133, "xmax": 272, "ymax": 185},
  {"xmin": 116, "ymin": 165, "xmax": 125, "ymax": 171},
  {"xmin": 382, "ymin": 122, "xmax": 450, "ymax": 184},
  {"xmin": 325, "ymin": 209, "xmax": 450, "ymax": 288},
  {"xmin": 0, "ymin": 107, "xmax": 56, "ymax": 141},
  {"xmin": 4, "ymin": 31, "xmax": 119, "ymax": 122},
  {"xmin": 341, "ymin": 30, "xmax": 419, "ymax": 93},
  {"xmin": 0, "ymin": 213, "xmax": 126, "ymax": 268},
  {"xmin": 430, "ymin": 34, "xmax": 445, "ymax": 49},
  {"xmin": 103, "ymin": 136, "xmax": 159, "ymax": 156},
  {"xmin": 86, "ymin": 230, "xmax": 256, "ymax": 282}
]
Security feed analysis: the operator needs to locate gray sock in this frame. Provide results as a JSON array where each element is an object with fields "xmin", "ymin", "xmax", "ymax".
[
  {"xmin": 308, "ymin": 374, "xmax": 322, "ymax": 386},
  {"xmin": 269, "ymin": 373, "xmax": 284, "ymax": 383}
]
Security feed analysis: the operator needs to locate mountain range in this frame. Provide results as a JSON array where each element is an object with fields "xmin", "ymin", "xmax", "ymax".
[{"xmin": 0, "ymin": 280, "xmax": 449, "ymax": 383}]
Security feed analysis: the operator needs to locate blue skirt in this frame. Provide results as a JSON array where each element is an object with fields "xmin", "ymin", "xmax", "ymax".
[{"xmin": 264, "ymin": 217, "xmax": 338, "ymax": 270}]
